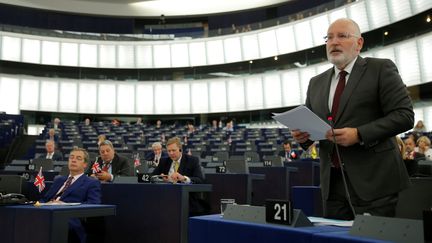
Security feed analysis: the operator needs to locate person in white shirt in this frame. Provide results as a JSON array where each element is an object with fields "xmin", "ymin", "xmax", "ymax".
[{"xmin": 38, "ymin": 140, "xmax": 63, "ymax": 161}]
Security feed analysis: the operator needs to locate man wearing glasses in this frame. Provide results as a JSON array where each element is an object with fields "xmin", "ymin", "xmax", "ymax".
[{"xmin": 291, "ymin": 18, "xmax": 413, "ymax": 220}]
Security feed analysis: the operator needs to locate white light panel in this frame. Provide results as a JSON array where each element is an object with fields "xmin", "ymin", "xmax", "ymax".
[
  {"xmin": 80, "ymin": 43, "xmax": 98, "ymax": 67},
  {"xmin": 61, "ymin": 43, "xmax": 78, "ymax": 66},
  {"xmin": 348, "ymin": 1, "xmax": 369, "ymax": 32},
  {"xmin": 419, "ymin": 35, "xmax": 432, "ymax": 82},
  {"xmin": 227, "ymin": 79, "xmax": 245, "ymax": 111},
  {"xmin": 224, "ymin": 37, "xmax": 242, "ymax": 63},
  {"xmin": 2, "ymin": 36, "xmax": 21, "ymax": 61},
  {"xmin": 241, "ymin": 34, "xmax": 260, "ymax": 60},
  {"xmin": 294, "ymin": 20, "xmax": 313, "ymax": 51},
  {"xmin": 171, "ymin": 43, "xmax": 189, "ymax": 68},
  {"xmin": 191, "ymin": 81, "xmax": 208, "ymax": 113},
  {"xmin": 411, "ymin": 0, "xmax": 432, "ymax": 13},
  {"xmin": 328, "ymin": 8, "xmax": 347, "ymax": 23},
  {"xmin": 41, "ymin": 40, "xmax": 60, "ymax": 65},
  {"xmin": 59, "ymin": 81, "xmax": 77, "ymax": 112},
  {"xmin": 172, "ymin": 82, "xmax": 190, "ymax": 114},
  {"xmin": 20, "ymin": 79, "xmax": 39, "ymax": 110},
  {"xmin": 117, "ymin": 83, "xmax": 135, "ymax": 114},
  {"xmin": 367, "ymin": 0, "xmax": 390, "ymax": 29},
  {"xmin": 263, "ymin": 74, "xmax": 282, "ymax": 108},
  {"xmin": 136, "ymin": 83, "xmax": 154, "ymax": 114},
  {"xmin": 98, "ymin": 83, "xmax": 116, "ymax": 113},
  {"xmin": 209, "ymin": 80, "xmax": 227, "ymax": 112},
  {"xmin": 153, "ymin": 44, "xmax": 171, "ymax": 68},
  {"xmin": 78, "ymin": 82, "xmax": 97, "ymax": 113},
  {"xmin": 388, "ymin": 0, "xmax": 412, "ymax": 22},
  {"xmin": 396, "ymin": 41, "xmax": 420, "ymax": 87},
  {"xmin": 258, "ymin": 30, "xmax": 278, "ymax": 57},
  {"xmin": 22, "ymin": 39, "xmax": 40, "ymax": 64},
  {"xmin": 118, "ymin": 45, "xmax": 135, "ymax": 68},
  {"xmin": 310, "ymin": 15, "xmax": 329, "ymax": 46},
  {"xmin": 245, "ymin": 76, "xmax": 263, "ymax": 110},
  {"xmin": 281, "ymin": 70, "xmax": 302, "ymax": 105},
  {"xmin": 0, "ymin": 77, "xmax": 20, "ymax": 114},
  {"xmin": 373, "ymin": 46, "xmax": 396, "ymax": 64},
  {"xmin": 189, "ymin": 42, "xmax": 206, "ymax": 66},
  {"xmin": 300, "ymin": 67, "xmax": 317, "ymax": 103},
  {"xmin": 136, "ymin": 45, "xmax": 153, "ymax": 68},
  {"xmin": 154, "ymin": 83, "xmax": 172, "ymax": 114},
  {"xmin": 99, "ymin": 44, "xmax": 116, "ymax": 68},
  {"xmin": 206, "ymin": 40, "xmax": 224, "ymax": 65},
  {"xmin": 276, "ymin": 25, "xmax": 296, "ymax": 54},
  {"xmin": 39, "ymin": 80, "xmax": 59, "ymax": 112}
]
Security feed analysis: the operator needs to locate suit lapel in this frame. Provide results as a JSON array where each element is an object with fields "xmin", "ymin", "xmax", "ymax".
[
  {"xmin": 336, "ymin": 56, "xmax": 367, "ymax": 124},
  {"xmin": 320, "ymin": 68, "xmax": 334, "ymax": 118},
  {"xmin": 61, "ymin": 176, "xmax": 84, "ymax": 199}
]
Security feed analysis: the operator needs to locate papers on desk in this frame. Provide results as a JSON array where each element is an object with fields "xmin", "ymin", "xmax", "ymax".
[
  {"xmin": 308, "ymin": 217, "xmax": 353, "ymax": 227},
  {"xmin": 34, "ymin": 201, "xmax": 81, "ymax": 206},
  {"xmin": 272, "ymin": 105, "xmax": 331, "ymax": 141}
]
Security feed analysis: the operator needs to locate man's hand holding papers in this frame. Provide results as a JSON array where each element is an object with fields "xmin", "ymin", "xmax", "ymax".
[{"xmin": 272, "ymin": 105, "xmax": 331, "ymax": 141}]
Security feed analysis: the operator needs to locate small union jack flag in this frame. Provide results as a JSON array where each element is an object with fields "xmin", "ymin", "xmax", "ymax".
[
  {"xmin": 134, "ymin": 153, "xmax": 141, "ymax": 167},
  {"xmin": 92, "ymin": 157, "xmax": 101, "ymax": 173},
  {"xmin": 34, "ymin": 166, "xmax": 45, "ymax": 193}
]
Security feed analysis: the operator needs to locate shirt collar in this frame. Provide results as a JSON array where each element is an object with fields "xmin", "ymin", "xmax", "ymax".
[{"xmin": 333, "ymin": 56, "xmax": 358, "ymax": 77}]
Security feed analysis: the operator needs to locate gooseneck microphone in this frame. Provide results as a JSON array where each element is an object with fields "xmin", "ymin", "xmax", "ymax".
[{"xmin": 327, "ymin": 115, "xmax": 357, "ymax": 218}]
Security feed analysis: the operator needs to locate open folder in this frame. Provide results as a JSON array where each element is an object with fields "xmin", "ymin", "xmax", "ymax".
[{"xmin": 272, "ymin": 105, "xmax": 331, "ymax": 141}]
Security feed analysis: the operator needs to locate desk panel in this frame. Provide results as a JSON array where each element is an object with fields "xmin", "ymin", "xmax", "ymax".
[
  {"xmin": 101, "ymin": 183, "xmax": 212, "ymax": 243},
  {"xmin": 188, "ymin": 214, "xmax": 347, "ymax": 243},
  {"xmin": 205, "ymin": 173, "xmax": 264, "ymax": 214},
  {"xmin": 249, "ymin": 167, "xmax": 297, "ymax": 206},
  {"xmin": 0, "ymin": 204, "xmax": 116, "ymax": 243}
]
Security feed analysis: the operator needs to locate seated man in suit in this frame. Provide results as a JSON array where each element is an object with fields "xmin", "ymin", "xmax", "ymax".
[
  {"xmin": 144, "ymin": 142, "xmax": 168, "ymax": 167},
  {"xmin": 88, "ymin": 140, "xmax": 130, "ymax": 182},
  {"xmin": 277, "ymin": 140, "xmax": 301, "ymax": 162},
  {"xmin": 152, "ymin": 137, "xmax": 207, "ymax": 215},
  {"xmin": 38, "ymin": 140, "xmax": 63, "ymax": 161},
  {"xmin": 152, "ymin": 137, "xmax": 204, "ymax": 184},
  {"xmin": 41, "ymin": 147, "xmax": 101, "ymax": 243}
]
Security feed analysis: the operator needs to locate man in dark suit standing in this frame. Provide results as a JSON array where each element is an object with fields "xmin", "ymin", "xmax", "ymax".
[
  {"xmin": 38, "ymin": 140, "xmax": 63, "ymax": 161},
  {"xmin": 41, "ymin": 147, "xmax": 101, "ymax": 242},
  {"xmin": 291, "ymin": 18, "xmax": 413, "ymax": 220},
  {"xmin": 88, "ymin": 140, "xmax": 130, "ymax": 182},
  {"xmin": 152, "ymin": 137, "xmax": 207, "ymax": 215}
]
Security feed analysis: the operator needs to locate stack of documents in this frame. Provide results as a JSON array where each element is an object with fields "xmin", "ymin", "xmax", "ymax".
[{"xmin": 272, "ymin": 105, "xmax": 331, "ymax": 141}]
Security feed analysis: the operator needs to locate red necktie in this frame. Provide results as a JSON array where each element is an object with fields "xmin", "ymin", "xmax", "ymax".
[
  {"xmin": 54, "ymin": 176, "xmax": 73, "ymax": 199},
  {"xmin": 331, "ymin": 71, "xmax": 347, "ymax": 119},
  {"xmin": 331, "ymin": 71, "xmax": 347, "ymax": 168},
  {"xmin": 102, "ymin": 163, "xmax": 110, "ymax": 172}
]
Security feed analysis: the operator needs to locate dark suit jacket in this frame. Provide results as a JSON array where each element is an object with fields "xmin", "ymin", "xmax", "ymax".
[
  {"xmin": 304, "ymin": 56, "xmax": 413, "ymax": 201},
  {"xmin": 41, "ymin": 175, "xmax": 101, "ymax": 203},
  {"xmin": 39, "ymin": 151, "xmax": 63, "ymax": 161},
  {"xmin": 87, "ymin": 153, "xmax": 130, "ymax": 177},
  {"xmin": 152, "ymin": 154, "xmax": 204, "ymax": 184}
]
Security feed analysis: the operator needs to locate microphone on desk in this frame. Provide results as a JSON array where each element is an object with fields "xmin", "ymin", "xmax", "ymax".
[{"xmin": 327, "ymin": 114, "xmax": 356, "ymax": 218}]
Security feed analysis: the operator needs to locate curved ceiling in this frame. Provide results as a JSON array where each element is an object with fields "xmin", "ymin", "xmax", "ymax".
[{"xmin": 1, "ymin": 0, "xmax": 291, "ymax": 17}]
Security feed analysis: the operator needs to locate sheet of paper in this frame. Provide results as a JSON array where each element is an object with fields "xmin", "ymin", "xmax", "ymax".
[
  {"xmin": 308, "ymin": 216, "xmax": 353, "ymax": 227},
  {"xmin": 272, "ymin": 105, "xmax": 331, "ymax": 141},
  {"xmin": 35, "ymin": 202, "xmax": 81, "ymax": 206}
]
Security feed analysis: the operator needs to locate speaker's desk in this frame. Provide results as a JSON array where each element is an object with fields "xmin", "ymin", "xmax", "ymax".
[
  {"xmin": 102, "ymin": 183, "xmax": 212, "ymax": 243},
  {"xmin": 0, "ymin": 204, "xmax": 116, "ymax": 243},
  {"xmin": 188, "ymin": 214, "xmax": 390, "ymax": 243}
]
